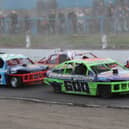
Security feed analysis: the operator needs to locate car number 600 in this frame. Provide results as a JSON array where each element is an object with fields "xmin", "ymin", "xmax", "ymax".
[{"xmin": 64, "ymin": 81, "xmax": 90, "ymax": 93}]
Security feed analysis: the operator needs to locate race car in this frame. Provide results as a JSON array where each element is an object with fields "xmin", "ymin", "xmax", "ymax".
[
  {"xmin": 0, "ymin": 53, "xmax": 48, "ymax": 88},
  {"xmin": 44, "ymin": 58, "xmax": 129, "ymax": 98},
  {"xmin": 37, "ymin": 50, "xmax": 98, "ymax": 68},
  {"xmin": 125, "ymin": 60, "xmax": 129, "ymax": 68}
]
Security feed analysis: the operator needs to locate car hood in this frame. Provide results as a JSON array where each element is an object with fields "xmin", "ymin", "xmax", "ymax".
[
  {"xmin": 97, "ymin": 70, "xmax": 129, "ymax": 81},
  {"xmin": 9, "ymin": 64, "xmax": 48, "ymax": 74}
]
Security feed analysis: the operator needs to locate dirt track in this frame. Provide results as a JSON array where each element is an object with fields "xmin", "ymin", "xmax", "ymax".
[
  {"xmin": 0, "ymin": 100, "xmax": 129, "ymax": 129},
  {"xmin": 1, "ymin": 49, "xmax": 129, "ymax": 129}
]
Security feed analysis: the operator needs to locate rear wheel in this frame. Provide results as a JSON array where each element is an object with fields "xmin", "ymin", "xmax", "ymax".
[
  {"xmin": 52, "ymin": 82, "xmax": 62, "ymax": 93},
  {"xmin": 10, "ymin": 77, "xmax": 21, "ymax": 88}
]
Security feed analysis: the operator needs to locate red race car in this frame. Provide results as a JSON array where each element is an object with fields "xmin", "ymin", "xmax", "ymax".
[
  {"xmin": 37, "ymin": 51, "xmax": 98, "ymax": 68},
  {"xmin": 125, "ymin": 60, "xmax": 129, "ymax": 68}
]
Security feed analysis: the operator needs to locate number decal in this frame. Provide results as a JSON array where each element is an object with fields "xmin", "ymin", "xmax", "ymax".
[
  {"xmin": 64, "ymin": 81, "xmax": 73, "ymax": 91},
  {"xmin": 64, "ymin": 81, "xmax": 89, "ymax": 93}
]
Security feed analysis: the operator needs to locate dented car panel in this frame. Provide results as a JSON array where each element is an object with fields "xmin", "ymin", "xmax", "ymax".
[
  {"xmin": 0, "ymin": 53, "xmax": 48, "ymax": 87},
  {"xmin": 45, "ymin": 58, "xmax": 129, "ymax": 97},
  {"xmin": 37, "ymin": 51, "xmax": 98, "ymax": 69}
]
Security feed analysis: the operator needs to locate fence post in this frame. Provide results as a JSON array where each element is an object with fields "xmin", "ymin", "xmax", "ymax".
[
  {"xmin": 101, "ymin": 34, "xmax": 108, "ymax": 49},
  {"xmin": 25, "ymin": 31, "xmax": 31, "ymax": 48}
]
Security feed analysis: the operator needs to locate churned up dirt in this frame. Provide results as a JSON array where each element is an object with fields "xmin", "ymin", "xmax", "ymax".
[{"xmin": 0, "ymin": 100, "xmax": 128, "ymax": 129}]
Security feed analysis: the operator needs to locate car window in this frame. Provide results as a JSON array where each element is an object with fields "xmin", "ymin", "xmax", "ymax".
[
  {"xmin": 91, "ymin": 64, "xmax": 110, "ymax": 74},
  {"xmin": 64, "ymin": 63, "xmax": 74, "ymax": 74},
  {"xmin": 0, "ymin": 58, "xmax": 4, "ymax": 68},
  {"xmin": 73, "ymin": 63, "xmax": 87, "ymax": 75},
  {"xmin": 18, "ymin": 58, "xmax": 33, "ymax": 65},
  {"xmin": 7, "ymin": 59, "xmax": 19, "ymax": 66},
  {"xmin": 105, "ymin": 63, "xmax": 124, "ymax": 70},
  {"xmin": 7, "ymin": 58, "xmax": 33, "ymax": 67},
  {"xmin": 48, "ymin": 55, "xmax": 58, "ymax": 64},
  {"xmin": 59, "ymin": 54, "xmax": 69, "ymax": 63},
  {"xmin": 52, "ymin": 64, "xmax": 66, "ymax": 74},
  {"xmin": 52, "ymin": 68, "xmax": 64, "ymax": 74},
  {"xmin": 106, "ymin": 63, "xmax": 118, "ymax": 69}
]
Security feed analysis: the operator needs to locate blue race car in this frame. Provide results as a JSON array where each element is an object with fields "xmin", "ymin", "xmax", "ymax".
[{"xmin": 0, "ymin": 53, "xmax": 48, "ymax": 88}]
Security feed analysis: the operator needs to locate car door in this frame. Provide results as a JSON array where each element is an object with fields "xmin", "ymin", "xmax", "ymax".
[
  {"xmin": 63, "ymin": 62, "xmax": 91, "ymax": 94},
  {"xmin": 0, "ymin": 58, "xmax": 7, "ymax": 85}
]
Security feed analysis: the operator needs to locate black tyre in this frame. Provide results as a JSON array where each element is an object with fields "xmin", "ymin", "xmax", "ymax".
[
  {"xmin": 52, "ymin": 82, "xmax": 62, "ymax": 93},
  {"xmin": 98, "ymin": 85, "xmax": 112, "ymax": 98},
  {"xmin": 10, "ymin": 77, "xmax": 21, "ymax": 88}
]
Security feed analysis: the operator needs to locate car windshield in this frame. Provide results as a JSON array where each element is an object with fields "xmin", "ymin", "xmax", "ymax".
[
  {"xmin": 91, "ymin": 63, "xmax": 124, "ymax": 74},
  {"xmin": 7, "ymin": 58, "xmax": 33, "ymax": 67},
  {"xmin": 19, "ymin": 58, "xmax": 34, "ymax": 65}
]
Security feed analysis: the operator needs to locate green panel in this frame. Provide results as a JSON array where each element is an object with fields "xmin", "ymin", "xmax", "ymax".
[
  {"xmin": 44, "ymin": 58, "xmax": 129, "ymax": 97},
  {"xmin": 45, "ymin": 76, "xmax": 129, "ymax": 96}
]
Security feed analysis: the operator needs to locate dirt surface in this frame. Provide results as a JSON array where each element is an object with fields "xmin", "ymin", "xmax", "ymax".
[{"xmin": 0, "ymin": 100, "xmax": 129, "ymax": 129}]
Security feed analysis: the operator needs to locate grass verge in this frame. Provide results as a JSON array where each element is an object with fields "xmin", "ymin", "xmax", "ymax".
[{"xmin": 0, "ymin": 33, "xmax": 129, "ymax": 49}]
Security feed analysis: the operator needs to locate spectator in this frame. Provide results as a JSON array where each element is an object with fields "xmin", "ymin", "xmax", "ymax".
[
  {"xmin": 9, "ymin": 10, "xmax": 18, "ymax": 33},
  {"xmin": 97, "ymin": 2, "xmax": 106, "ymax": 16},
  {"xmin": 92, "ymin": 0, "xmax": 99, "ymax": 16},
  {"xmin": 24, "ymin": 15, "xmax": 31, "ymax": 32},
  {"xmin": 106, "ymin": 1, "xmax": 115, "ymax": 32},
  {"xmin": 0, "ymin": 11, "xmax": 4, "ymax": 33},
  {"xmin": 37, "ymin": 16, "xmax": 49, "ymax": 34},
  {"xmin": 76, "ymin": 9, "xmax": 85, "ymax": 33},
  {"xmin": 123, "ymin": 6, "xmax": 129, "ymax": 31},
  {"xmin": 106, "ymin": 1, "xmax": 114, "ymax": 17},
  {"xmin": 68, "ymin": 10, "xmax": 77, "ymax": 33},
  {"xmin": 113, "ymin": 7, "xmax": 124, "ymax": 32},
  {"xmin": 48, "ymin": 10, "xmax": 56, "ymax": 34},
  {"xmin": 58, "ymin": 10, "xmax": 65, "ymax": 33}
]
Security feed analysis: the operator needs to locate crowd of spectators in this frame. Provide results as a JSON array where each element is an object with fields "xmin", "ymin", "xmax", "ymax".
[
  {"xmin": 0, "ymin": 0, "xmax": 129, "ymax": 34},
  {"xmin": 0, "ymin": 10, "xmax": 31, "ymax": 33}
]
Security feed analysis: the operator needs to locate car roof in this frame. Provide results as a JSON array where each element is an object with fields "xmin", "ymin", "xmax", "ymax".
[
  {"xmin": 64, "ymin": 58, "xmax": 115, "ymax": 65},
  {"xmin": 52, "ymin": 51, "xmax": 97, "ymax": 58},
  {"xmin": 0, "ymin": 54, "xmax": 27, "ymax": 61},
  {"xmin": 58, "ymin": 51, "xmax": 96, "ymax": 55}
]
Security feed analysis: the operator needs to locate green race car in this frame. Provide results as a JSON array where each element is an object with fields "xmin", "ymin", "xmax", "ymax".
[{"xmin": 44, "ymin": 58, "xmax": 129, "ymax": 98}]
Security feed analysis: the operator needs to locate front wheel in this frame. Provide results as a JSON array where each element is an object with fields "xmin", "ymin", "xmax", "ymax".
[{"xmin": 10, "ymin": 77, "xmax": 21, "ymax": 88}]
